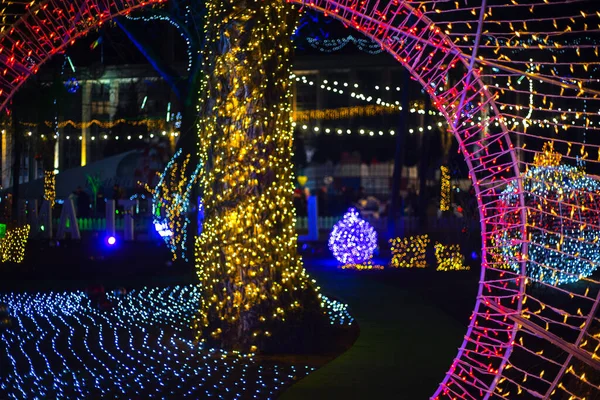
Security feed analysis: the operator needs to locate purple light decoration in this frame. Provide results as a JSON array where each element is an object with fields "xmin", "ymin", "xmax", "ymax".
[
  {"xmin": 328, "ymin": 208, "xmax": 378, "ymax": 264},
  {"xmin": 107, "ymin": 236, "xmax": 116, "ymax": 246}
]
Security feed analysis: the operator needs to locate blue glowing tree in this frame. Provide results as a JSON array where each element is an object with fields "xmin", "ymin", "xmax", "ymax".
[
  {"xmin": 497, "ymin": 143, "xmax": 600, "ymax": 285},
  {"xmin": 329, "ymin": 208, "xmax": 378, "ymax": 265}
]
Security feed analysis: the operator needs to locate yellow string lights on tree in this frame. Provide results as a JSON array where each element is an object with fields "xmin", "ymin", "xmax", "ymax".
[
  {"xmin": 1, "ymin": 225, "xmax": 30, "ymax": 263},
  {"xmin": 389, "ymin": 235, "xmax": 430, "ymax": 268},
  {"xmin": 194, "ymin": 0, "xmax": 324, "ymax": 354},
  {"xmin": 43, "ymin": 171, "xmax": 55, "ymax": 208},
  {"xmin": 435, "ymin": 243, "xmax": 469, "ymax": 272}
]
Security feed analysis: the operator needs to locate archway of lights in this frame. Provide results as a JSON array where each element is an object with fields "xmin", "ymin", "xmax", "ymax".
[{"xmin": 0, "ymin": 0, "xmax": 599, "ymax": 398}]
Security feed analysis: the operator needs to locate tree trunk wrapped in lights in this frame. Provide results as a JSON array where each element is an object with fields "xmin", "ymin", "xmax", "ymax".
[{"xmin": 194, "ymin": 0, "xmax": 323, "ymax": 353}]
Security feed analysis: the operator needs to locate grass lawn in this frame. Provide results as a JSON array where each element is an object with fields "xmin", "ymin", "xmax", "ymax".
[{"xmin": 281, "ymin": 258, "xmax": 479, "ymax": 399}]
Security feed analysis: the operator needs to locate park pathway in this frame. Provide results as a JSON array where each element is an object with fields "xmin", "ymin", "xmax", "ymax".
[{"xmin": 280, "ymin": 260, "xmax": 476, "ymax": 399}]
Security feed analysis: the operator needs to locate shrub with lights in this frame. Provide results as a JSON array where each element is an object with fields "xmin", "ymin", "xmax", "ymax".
[
  {"xmin": 0, "ymin": 225, "xmax": 30, "ymax": 263},
  {"xmin": 435, "ymin": 243, "xmax": 469, "ymax": 271},
  {"xmin": 329, "ymin": 208, "xmax": 378, "ymax": 267},
  {"xmin": 497, "ymin": 142, "xmax": 600, "ymax": 285},
  {"xmin": 389, "ymin": 234, "xmax": 430, "ymax": 268}
]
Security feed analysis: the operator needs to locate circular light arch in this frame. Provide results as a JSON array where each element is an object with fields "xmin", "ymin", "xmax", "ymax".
[{"xmin": 1, "ymin": 1, "xmax": 599, "ymax": 399}]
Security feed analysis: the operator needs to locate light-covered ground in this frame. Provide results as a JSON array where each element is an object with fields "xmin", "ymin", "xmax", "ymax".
[{"xmin": 0, "ymin": 285, "xmax": 350, "ymax": 399}]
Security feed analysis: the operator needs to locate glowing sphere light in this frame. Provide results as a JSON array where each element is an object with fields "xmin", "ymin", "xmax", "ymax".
[
  {"xmin": 497, "ymin": 143, "xmax": 600, "ymax": 285},
  {"xmin": 329, "ymin": 208, "xmax": 377, "ymax": 265}
]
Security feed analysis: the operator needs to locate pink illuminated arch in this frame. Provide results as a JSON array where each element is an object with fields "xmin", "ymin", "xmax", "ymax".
[
  {"xmin": 0, "ymin": 0, "xmax": 166, "ymax": 113},
  {"xmin": 1, "ymin": 0, "xmax": 599, "ymax": 399}
]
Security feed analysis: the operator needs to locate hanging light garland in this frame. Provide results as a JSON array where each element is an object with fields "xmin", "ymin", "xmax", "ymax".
[
  {"xmin": 304, "ymin": 35, "xmax": 385, "ymax": 54},
  {"xmin": 293, "ymin": 121, "xmax": 440, "ymax": 137},
  {"xmin": 292, "ymin": 73, "xmax": 441, "ymax": 116}
]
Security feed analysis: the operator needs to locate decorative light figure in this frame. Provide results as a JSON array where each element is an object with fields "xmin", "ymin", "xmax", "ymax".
[
  {"xmin": 329, "ymin": 208, "xmax": 377, "ymax": 265},
  {"xmin": 497, "ymin": 142, "xmax": 600, "ymax": 285}
]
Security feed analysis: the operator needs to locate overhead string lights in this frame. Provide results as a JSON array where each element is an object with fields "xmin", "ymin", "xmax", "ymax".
[
  {"xmin": 125, "ymin": 12, "xmax": 195, "ymax": 72},
  {"xmin": 21, "ymin": 118, "xmax": 172, "ymax": 131},
  {"xmin": 292, "ymin": 121, "xmax": 439, "ymax": 137},
  {"xmin": 291, "ymin": 73, "xmax": 442, "ymax": 116},
  {"xmin": 0, "ymin": 225, "xmax": 30, "ymax": 263},
  {"xmin": 304, "ymin": 35, "xmax": 385, "ymax": 54}
]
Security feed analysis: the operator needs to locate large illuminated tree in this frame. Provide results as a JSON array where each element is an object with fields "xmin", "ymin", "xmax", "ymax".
[{"xmin": 193, "ymin": 0, "xmax": 324, "ymax": 352}]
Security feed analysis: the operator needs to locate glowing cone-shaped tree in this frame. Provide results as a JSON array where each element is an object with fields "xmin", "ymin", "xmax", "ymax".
[{"xmin": 194, "ymin": 0, "xmax": 323, "ymax": 353}]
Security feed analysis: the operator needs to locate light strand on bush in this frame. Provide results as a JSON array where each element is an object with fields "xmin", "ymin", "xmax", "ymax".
[
  {"xmin": 389, "ymin": 235, "xmax": 430, "ymax": 268},
  {"xmin": 1, "ymin": 225, "xmax": 30, "ymax": 263},
  {"xmin": 435, "ymin": 243, "xmax": 469, "ymax": 272}
]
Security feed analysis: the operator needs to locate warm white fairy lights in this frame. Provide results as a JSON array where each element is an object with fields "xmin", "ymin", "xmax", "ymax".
[{"xmin": 292, "ymin": 121, "xmax": 439, "ymax": 136}]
